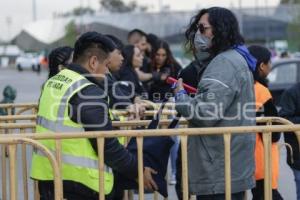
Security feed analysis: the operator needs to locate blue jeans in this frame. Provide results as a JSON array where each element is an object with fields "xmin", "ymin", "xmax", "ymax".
[
  {"xmin": 170, "ymin": 136, "xmax": 179, "ymax": 176},
  {"xmin": 293, "ymin": 169, "xmax": 300, "ymax": 200}
]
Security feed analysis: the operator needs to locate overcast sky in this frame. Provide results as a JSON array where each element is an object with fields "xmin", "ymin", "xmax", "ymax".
[{"xmin": 0, "ymin": 0, "xmax": 280, "ymax": 41}]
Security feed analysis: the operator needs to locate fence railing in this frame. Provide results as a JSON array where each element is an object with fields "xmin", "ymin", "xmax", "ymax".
[
  {"xmin": 0, "ymin": 101, "xmax": 174, "ymax": 117},
  {"xmin": 0, "ymin": 103, "xmax": 38, "ymax": 115},
  {"xmin": 1, "ymin": 117, "xmax": 300, "ymax": 200}
]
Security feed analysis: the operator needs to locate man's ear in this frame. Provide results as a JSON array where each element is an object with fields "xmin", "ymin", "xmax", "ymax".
[
  {"xmin": 88, "ymin": 56, "xmax": 98, "ymax": 72},
  {"xmin": 259, "ymin": 62, "xmax": 264, "ymax": 71}
]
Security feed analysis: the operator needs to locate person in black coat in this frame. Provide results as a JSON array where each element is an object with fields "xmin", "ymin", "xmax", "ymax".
[
  {"xmin": 116, "ymin": 45, "xmax": 148, "ymax": 102},
  {"xmin": 279, "ymin": 82, "xmax": 300, "ymax": 200},
  {"xmin": 147, "ymin": 40, "xmax": 182, "ymax": 102},
  {"xmin": 104, "ymin": 35, "xmax": 146, "ymax": 119}
]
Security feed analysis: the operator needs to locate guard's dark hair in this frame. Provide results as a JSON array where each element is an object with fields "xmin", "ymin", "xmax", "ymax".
[
  {"xmin": 248, "ymin": 45, "xmax": 271, "ymax": 86},
  {"xmin": 48, "ymin": 46, "xmax": 73, "ymax": 78},
  {"xmin": 185, "ymin": 7, "xmax": 245, "ymax": 56},
  {"xmin": 73, "ymin": 31, "xmax": 115, "ymax": 64}
]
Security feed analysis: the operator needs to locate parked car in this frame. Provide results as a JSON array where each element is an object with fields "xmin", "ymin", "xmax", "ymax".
[
  {"xmin": 268, "ymin": 58, "xmax": 300, "ymax": 105},
  {"xmin": 15, "ymin": 53, "xmax": 41, "ymax": 72}
]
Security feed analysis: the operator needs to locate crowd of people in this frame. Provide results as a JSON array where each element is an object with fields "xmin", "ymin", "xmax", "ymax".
[{"xmin": 29, "ymin": 6, "xmax": 300, "ymax": 200}]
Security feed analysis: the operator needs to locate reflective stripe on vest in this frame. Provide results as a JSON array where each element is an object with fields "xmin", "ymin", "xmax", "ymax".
[
  {"xmin": 37, "ymin": 115, "xmax": 84, "ymax": 132},
  {"xmin": 36, "ymin": 149, "xmax": 98, "ymax": 169}
]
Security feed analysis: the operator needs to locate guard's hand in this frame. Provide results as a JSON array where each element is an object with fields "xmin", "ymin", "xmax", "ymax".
[
  {"xmin": 127, "ymin": 104, "xmax": 139, "ymax": 120},
  {"xmin": 137, "ymin": 103, "xmax": 146, "ymax": 118},
  {"xmin": 127, "ymin": 103, "xmax": 146, "ymax": 120},
  {"xmin": 143, "ymin": 167, "xmax": 158, "ymax": 191},
  {"xmin": 174, "ymin": 78, "xmax": 184, "ymax": 94}
]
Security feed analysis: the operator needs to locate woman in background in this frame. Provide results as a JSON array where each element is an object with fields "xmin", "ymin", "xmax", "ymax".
[
  {"xmin": 116, "ymin": 45, "xmax": 147, "ymax": 102},
  {"xmin": 48, "ymin": 46, "xmax": 73, "ymax": 79},
  {"xmin": 147, "ymin": 40, "xmax": 182, "ymax": 102}
]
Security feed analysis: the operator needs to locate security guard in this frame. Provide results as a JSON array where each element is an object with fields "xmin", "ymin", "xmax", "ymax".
[{"xmin": 31, "ymin": 32, "xmax": 157, "ymax": 200}]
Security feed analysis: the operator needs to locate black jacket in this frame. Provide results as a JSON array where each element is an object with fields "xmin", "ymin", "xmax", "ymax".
[
  {"xmin": 178, "ymin": 60, "xmax": 205, "ymax": 89},
  {"xmin": 148, "ymin": 63, "xmax": 182, "ymax": 102},
  {"xmin": 279, "ymin": 83, "xmax": 300, "ymax": 170},
  {"xmin": 116, "ymin": 65, "xmax": 147, "ymax": 101},
  {"xmin": 105, "ymin": 72, "xmax": 132, "ymax": 109},
  {"xmin": 38, "ymin": 64, "xmax": 138, "ymax": 199},
  {"xmin": 255, "ymin": 81, "xmax": 281, "ymax": 143},
  {"xmin": 68, "ymin": 64, "xmax": 138, "ymax": 177}
]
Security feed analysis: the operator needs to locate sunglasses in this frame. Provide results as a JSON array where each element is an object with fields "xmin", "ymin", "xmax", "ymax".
[{"xmin": 196, "ymin": 23, "xmax": 211, "ymax": 34}]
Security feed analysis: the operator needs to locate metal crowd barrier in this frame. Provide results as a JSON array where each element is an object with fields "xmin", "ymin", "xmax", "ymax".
[
  {"xmin": 0, "ymin": 101, "xmax": 174, "ymax": 117},
  {"xmin": 1, "ymin": 117, "xmax": 300, "ymax": 200},
  {"xmin": 1, "ymin": 124, "xmax": 300, "ymax": 200},
  {"xmin": 0, "ymin": 103, "xmax": 38, "ymax": 116}
]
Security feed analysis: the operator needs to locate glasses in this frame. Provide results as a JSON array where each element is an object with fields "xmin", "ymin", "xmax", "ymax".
[{"xmin": 196, "ymin": 23, "xmax": 211, "ymax": 34}]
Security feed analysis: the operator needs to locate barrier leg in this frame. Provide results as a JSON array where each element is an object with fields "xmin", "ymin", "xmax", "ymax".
[
  {"xmin": 1, "ymin": 144, "xmax": 7, "ymax": 200},
  {"xmin": 34, "ymin": 181, "xmax": 40, "ymax": 200},
  {"xmin": 97, "ymin": 137, "xmax": 105, "ymax": 200},
  {"xmin": 180, "ymin": 135, "xmax": 188, "ymax": 200},
  {"xmin": 224, "ymin": 133, "xmax": 231, "ymax": 200},
  {"xmin": 263, "ymin": 131, "xmax": 272, "ymax": 200},
  {"xmin": 21, "ymin": 128, "xmax": 29, "ymax": 200},
  {"xmin": 137, "ymin": 136, "xmax": 144, "ymax": 200},
  {"xmin": 8, "ymin": 144, "xmax": 18, "ymax": 200}
]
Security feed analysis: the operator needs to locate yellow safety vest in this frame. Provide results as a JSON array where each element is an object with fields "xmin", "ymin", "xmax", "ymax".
[{"xmin": 31, "ymin": 69, "xmax": 114, "ymax": 194}]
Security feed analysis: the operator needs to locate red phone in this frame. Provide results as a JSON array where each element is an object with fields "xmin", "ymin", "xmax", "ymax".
[{"xmin": 166, "ymin": 77, "xmax": 197, "ymax": 94}]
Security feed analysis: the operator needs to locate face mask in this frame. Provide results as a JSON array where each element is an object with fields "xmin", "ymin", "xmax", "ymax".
[
  {"xmin": 193, "ymin": 30, "xmax": 212, "ymax": 61},
  {"xmin": 194, "ymin": 30, "xmax": 212, "ymax": 51}
]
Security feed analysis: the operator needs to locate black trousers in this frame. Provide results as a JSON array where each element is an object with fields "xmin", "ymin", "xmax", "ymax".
[
  {"xmin": 251, "ymin": 180, "xmax": 283, "ymax": 200},
  {"xmin": 38, "ymin": 180, "xmax": 115, "ymax": 200}
]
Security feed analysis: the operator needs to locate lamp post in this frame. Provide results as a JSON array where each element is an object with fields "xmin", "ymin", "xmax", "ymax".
[
  {"xmin": 265, "ymin": 0, "xmax": 270, "ymax": 45},
  {"xmin": 32, "ymin": 0, "xmax": 37, "ymax": 21},
  {"xmin": 238, "ymin": 0, "xmax": 243, "ymax": 34}
]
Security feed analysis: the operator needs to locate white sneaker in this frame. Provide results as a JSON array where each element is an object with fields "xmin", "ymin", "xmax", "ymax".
[{"xmin": 169, "ymin": 174, "xmax": 176, "ymax": 185}]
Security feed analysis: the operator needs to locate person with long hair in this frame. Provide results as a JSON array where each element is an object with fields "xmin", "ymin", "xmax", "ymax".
[
  {"xmin": 147, "ymin": 40, "xmax": 182, "ymax": 102},
  {"xmin": 173, "ymin": 7, "xmax": 257, "ymax": 199},
  {"xmin": 116, "ymin": 45, "xmax": 147, "ymax": 102},
  {"xmin": 248, "ymin": 45, "xmax": 283, "ymax": 200}
]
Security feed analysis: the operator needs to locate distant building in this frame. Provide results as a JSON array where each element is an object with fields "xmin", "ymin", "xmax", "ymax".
[{"xmin": 11, "ymin": 5, "xmax": 299, "ymax": 51}]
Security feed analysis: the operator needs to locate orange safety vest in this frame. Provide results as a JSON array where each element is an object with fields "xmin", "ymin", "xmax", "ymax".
[{"xmin": 254, "ymin": 82, "xmax": 279, "ymax": 189}]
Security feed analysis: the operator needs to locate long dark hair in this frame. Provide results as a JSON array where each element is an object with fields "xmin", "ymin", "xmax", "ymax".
[
  {"xmin": 48, "ymin": 46, "xmax": 73, "ymax": 78},
  {"xmin": 248, "ymin": 45, "xmax": 271, "ymax": 86},
  {"xmin": 185, "ymin": 7, "xmax": 244, "ymax": 57},
  {"xmin": 151, "ymin": 40, "xmax": 180, "ymax": 75},
  {"xmin": 121, "ymin": 45, "xmax": 135, "ymax": 69}
]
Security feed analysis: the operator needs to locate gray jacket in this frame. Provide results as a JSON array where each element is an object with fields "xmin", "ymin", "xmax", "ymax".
[{"xmin": 175, "ymin": 49, "xmax": 256, "ymax": 195}]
